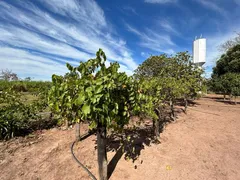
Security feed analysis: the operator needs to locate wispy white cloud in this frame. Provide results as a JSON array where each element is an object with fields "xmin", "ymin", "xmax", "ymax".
[
  {"xmin": 0, "ymin": 0, "xmax": 137, "ymax": 79},
  {"xmin": 194, "ymin": 0, "xmax": 227, "ymax": 17},
  {"xmin": 234, "ymin": 0, "xmax": 240, "ymax": 5},
  {"xmin": 158, "ymin": 19, "xmax": 180, "ymax": 35},
  {"xmin": 126, "ymin": 23, "xmax": 175, "ymax": 54},
  {"xmin": 39, "ymin": 0, "xmax": 107, "ymax": 31},
  {"xmin": 122, "ymin": 6, "xmax": 138, "ymax": 15},
  {"xmin": 145, "ymin": 0, "xmax": 177, "ymax": 4},
  {"xmin": 0, "ymin": 47, "xmax": 68, "ymax": 80},
  {"xmin": 0, "ymin": 25, "xmax": 92, "ymax": 60},
  {"xmin": 0, "ymin": 45, "xmax": 134, "ymax": 80}
]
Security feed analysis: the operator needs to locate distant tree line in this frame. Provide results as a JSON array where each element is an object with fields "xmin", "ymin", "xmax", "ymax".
[
  {"xmin": 0, "ymin": 69, "xmax": 32, "ymax": 82},
  {"xmin": 0, "ymin": 69, "xmax": 18, "ymax": 81}
]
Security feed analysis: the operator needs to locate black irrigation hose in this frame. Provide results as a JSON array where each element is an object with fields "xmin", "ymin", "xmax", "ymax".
[{"xmin": 71, "ymin": 140, "xmax": 97, "ymax": 180}]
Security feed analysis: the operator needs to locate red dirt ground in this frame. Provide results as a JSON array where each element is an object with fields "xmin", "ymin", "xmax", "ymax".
[{"xmin": 0, "ymin": 94, "xmax": 240, "ymax": 180}]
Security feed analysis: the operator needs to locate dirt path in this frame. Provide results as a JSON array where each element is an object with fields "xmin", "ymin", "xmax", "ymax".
[{"xmin": 0, "ymin": 95, "xmax": 240, "ymax": 180}]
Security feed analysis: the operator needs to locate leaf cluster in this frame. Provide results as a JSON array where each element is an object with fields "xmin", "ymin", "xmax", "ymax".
[
  {"xmin": 48, "ymin": 49, "xmax": 142, "ymax": 130},
  {"xmin": 135, "ymin": 52, "xmax": 203, "ymax": 104}
]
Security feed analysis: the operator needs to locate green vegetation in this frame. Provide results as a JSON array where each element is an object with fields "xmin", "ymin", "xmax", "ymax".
[
  {"xmin": 0, "ymin": 48, "xmax": 205, "ymax": 180},
  {"xmin": 135, "ymin": 52, "xmax": 203, "ymax": 140},
  {"xmin": 0, "ymin": 79, "xmax": 54, "ymax": 139},
  {"xmin": 0, "ymin": 80, "xmax": 51, "ymax": 93},
  {"xmin": 48, "ymin": 49, "xmax": 204, "ymax": 180},
  {"xmin": 0, "ymin": 46, "xmax": 210, "ymax": 180},
  {"xmin": 210, "ymin": 44, "xmax": 240, "ymax": 102},
  {"xmin": 49, "ymin": 49, "xmax": 145, "ymax": 180}
]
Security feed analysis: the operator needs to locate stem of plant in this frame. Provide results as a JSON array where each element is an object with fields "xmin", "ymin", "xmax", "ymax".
[{"xmin": 97, "ymin": 122, "xmax": 108, "ymax": 180}]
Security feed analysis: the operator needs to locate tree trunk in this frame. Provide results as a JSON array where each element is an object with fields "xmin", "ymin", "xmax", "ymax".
[
  {"xmin": 75, "ymin": 122, "xmax": 80, "ymax": 142},
  {"xmin": 170, "ymin": 99, "xmax": 175, "ymax": 120},
  {"xmin": 97, "ymin": 122, "xmax": 108, "ymax": 180},
  {"xmin": 184, "ymin": 97, "xmax": 188, "ymax": 113},
  {"xmin": 153, "ymin": 119, "xmax": 160, "ymax": 140},
  {"xmin": 154, "ymin": 107, "xmax": 162, "ymax": 141},
  {"xmin": 65, "ymin": 119, "xmax": 69, "ymax": 129}
]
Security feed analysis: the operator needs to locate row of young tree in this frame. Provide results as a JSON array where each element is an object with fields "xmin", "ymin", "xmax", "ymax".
[
  {"xmin": 0, "ymin": 76, "xmax": 53, "ymax": 139},
  {"xmin": 210, "ymin": 44, "xmax": 240, "ymax": 103},
  {"xmin": 0, "ymin": 88, "xmax": 50, "ymax": 139},
  {"xmin": 48, "ymin": 49, "xmax": 204, "ymax": 180}
]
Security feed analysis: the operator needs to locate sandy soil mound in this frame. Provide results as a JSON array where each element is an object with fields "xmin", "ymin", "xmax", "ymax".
[{"xmin": 0, "ymin": 95, "xmax": 240, "ymax": 180}]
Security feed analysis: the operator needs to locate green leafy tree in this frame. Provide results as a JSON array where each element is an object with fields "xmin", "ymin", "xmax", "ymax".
[
  {"xmin": 219, "ymin": 73, "xmax": 240, "ymax": 103},
  {"xmin": 212, "ymin": 44, "xmax": 240, "ymax": 77},
  {"xmin": 211, "ymin": 44, "xmax": 240, "ymax": 101},
  {"xmin": 135, "ymin": 54, "xmax": 179, "ymax": 138},
  {"xmin": 139, "ymin": 77, "xmax": 166, "ymax": 140},
  {"xmin": 49, "ymin": 49, "xmax": 141, "ymax": 180},
  {"xmin": 174, "ymin": 52, "xmax": 204, "ymax": 112},
  {"xmin": 135, "ymin": 52, "xmax": 203, "ymax": 139}
]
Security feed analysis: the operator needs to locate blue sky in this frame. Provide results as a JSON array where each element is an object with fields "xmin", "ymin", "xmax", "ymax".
[{"xmin": 0, "ymin": 0, "xmax": 240, "ymax": 80}]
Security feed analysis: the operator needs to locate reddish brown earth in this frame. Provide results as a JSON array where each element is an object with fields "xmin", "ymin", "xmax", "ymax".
[{"xmin": 0, "ymin": 94, "xmax": 240, "ymax": 180}]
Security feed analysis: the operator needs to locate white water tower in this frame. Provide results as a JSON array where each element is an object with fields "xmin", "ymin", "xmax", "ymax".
[{"xmin": 193, "ymin": 37, "xmax": 206, "ymax": 67}]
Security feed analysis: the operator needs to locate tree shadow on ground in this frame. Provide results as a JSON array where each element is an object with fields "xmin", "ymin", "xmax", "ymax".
[
  {"xmin": 215, "ymin": 99, "xmax": 239, "ymax": 105},
  {"xmin": 175, "ymin": 99, "xmax": 200, "ymax": 107},
  {"xmin": 203, "ymin": 96, "xmax": 225, "ymax": 100},
  {"xmin": 93, "ymin": 104, "xmax": 184, "ymax": 179},
  {"xmin": 106, "ymin": 115, "xmax": 172, "ymax": 179},
  {"xmin": 175, "ymin": 99, "xmax": 204, "ymax": 116},
  {"xmin": 173, "ymin": 106, "xmax": 186, "ymax": 115},
  {"xmin": 203, "ymin": 96, "xmax": 239, "ymax": 105}
]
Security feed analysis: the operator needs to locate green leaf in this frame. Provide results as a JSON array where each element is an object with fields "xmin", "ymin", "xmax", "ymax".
[
  {"xmin": 82, "ymin": 104, "xmax": 90, "ymax": 115},
  {"xmin": 54, "ymin": 103, "xmax": 60, "ymax": 112},
  {"xmin": 66, "ymin": 63, "xmax": 73, "ymax": 71},
  {"xmin": 76, "ymin": 94, "xmax": 85, "ymax": 105},
  {"xmin": 89, "ymin": 121, "xmax": 97, "ymax": 130},
  {"xmin": 115, "ymin": 103, "xmax": 118, "ymax": 110},
  {"xmin": 95, "ymin": 85, "xmax": 103, "ymax": 94}
]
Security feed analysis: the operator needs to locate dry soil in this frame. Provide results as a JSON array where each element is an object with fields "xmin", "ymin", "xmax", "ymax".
[{"xmin": 0, "ymin": 94, "xmax": 240, "ymax": 180}]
